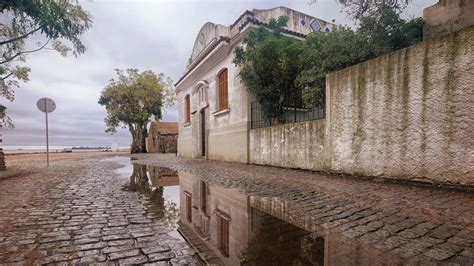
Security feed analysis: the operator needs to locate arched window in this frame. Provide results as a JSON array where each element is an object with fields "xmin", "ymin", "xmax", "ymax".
[
  {"xmin": 184, "ymin": 94, "xmax": 190, "ymax": 123},
  {"xmin": 218, "ymin": 69, "xmax": 228, "ymax": 110}
]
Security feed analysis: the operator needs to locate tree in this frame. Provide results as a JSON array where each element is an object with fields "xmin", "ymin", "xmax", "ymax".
[
  {"xmin": 0, "ymin": 0, "xmax": 91, "ymax": 169},
  {"xmin": 98, "ymin": 69, "xmax": 174, "ymax": 153},
  {"xmin": 357, "ymin": 6, "xmax": 423, "ymax": 56},
  {"xmin": 297, "ymin": 26, "xmax": 371, "ymax": 106},
  {"xmin": 233, "ymin": 16, "xmax": 302, "ymax": 122},
  {"xmin": 335, "ymin": 0, "xmax": 411, "ymax": 21},
  {"xmin": 1, "ymin": 0, "xmax": 91, "ymax": 101},
  {"xmin": 298, "ymin": 5, "xmax": 422, "ymax": 105}
]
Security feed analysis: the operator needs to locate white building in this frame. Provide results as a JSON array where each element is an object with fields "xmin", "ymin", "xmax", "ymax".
[{"xmin": 175, "ymin": 6, "xmax": 334, "ymax": 163}]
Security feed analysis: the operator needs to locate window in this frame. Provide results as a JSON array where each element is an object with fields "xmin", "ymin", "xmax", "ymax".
[
  {"xmin": 200, "ymin": 181, "xmax": 207, "ymax": 214},
  {"xmin": 218, "ymin": 69, "xmax": 228, "ymax": 110},
  {"xmin": 184, "ymin": 94, "xmax": 190, "ymax": 123},
  {"xmin": 186, "ymin": 193, "xmax": 192, "ymax": 223},
  {"xmin": 218, "ymin": 216, "xmax": 230, "ymax": 256}
]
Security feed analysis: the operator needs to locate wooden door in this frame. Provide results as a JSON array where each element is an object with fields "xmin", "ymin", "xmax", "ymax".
[{"xmin": 200, "ymin": 109, "xmax": 206, "ymax": 157}]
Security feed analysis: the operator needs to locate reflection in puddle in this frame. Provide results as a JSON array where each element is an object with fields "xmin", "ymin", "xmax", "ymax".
[
  {"xmin": 107, "ymin": 156, "xmax": 433, "ymax": 265},
  {"xmin": 177, "ymin": 171, "xmax": 330, "ymax": 265},
  {"xmin": 176, "ymin": 171, "xmax": 413, "ymax": 265},
  {"xmin": 105, "ymin": 156, "xmax": 181, "ymax": 238},
  {"xmin": 241, "ymin": 208, "xmax": 325, "ymax": 265},
  {"xmin": 121, "ymin": 163, "xmax": 180, "ymax": 230}
]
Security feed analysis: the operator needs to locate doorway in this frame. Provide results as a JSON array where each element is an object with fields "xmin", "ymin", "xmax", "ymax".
[{"xmin": 200, "ymin": 109, "xmax": 206, "ymax": 157}]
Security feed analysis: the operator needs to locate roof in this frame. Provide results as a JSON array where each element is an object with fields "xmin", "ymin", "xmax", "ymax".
[
  {"xmin": 150, "ymin": 121, "xmax": 179, "ymax": 135},
  {"xmin": 174, "ymin": 6, "xmax": 336, "ymax": 87}
]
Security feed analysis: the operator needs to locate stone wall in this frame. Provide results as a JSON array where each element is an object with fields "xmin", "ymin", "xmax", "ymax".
[
  {"xmin": 157, "ymin": 134, "xmax": 178, "ymax": 153},
  {"xmin": 249, "ymin": 119, "xmax": 330, "ymax": 170},
  {"xmin": 327, "ymin": 26, "xmax": 474, "ymax": 185},
  {"xmin": 147, "ymin": 134, "xmax": 177, "ymax": 154}
]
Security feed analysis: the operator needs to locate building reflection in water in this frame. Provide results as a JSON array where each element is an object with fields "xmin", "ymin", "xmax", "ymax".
[
  {"xmin": 178, "ymin": 171, "xmax": 329, "ymax": 265},
  {"xmin": 123, "ymin": 164, "xmax": 407, "ymax": 266},
  {"xmin": 122, "ymin": 164, "xmax": 180, "ymax": 230}
]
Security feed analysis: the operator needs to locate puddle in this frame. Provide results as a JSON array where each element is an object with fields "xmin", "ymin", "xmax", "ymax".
[
  {"xmin": 104, "ymin": 156, "xmax": 181, "ymax": 239},
  {"xmin": 105, "ymin": 156, "xmax": 449, "ymax": 265}
]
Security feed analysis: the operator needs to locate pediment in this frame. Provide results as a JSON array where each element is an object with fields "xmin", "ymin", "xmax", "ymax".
[{"xmin": 188, "ymin": 22, "xmax": 229, "ymax": 68}]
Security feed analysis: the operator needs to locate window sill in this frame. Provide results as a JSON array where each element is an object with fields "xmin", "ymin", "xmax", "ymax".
[
  {"xmin": 214, "ymin": 209, "xmax": 231, "ymax": 221},
  {"xmin": 183, "ymin": 122, "xmax": 191, "ymax": 127},
  {"xmin": 212, "ymin": 108, "xmax": 230, "ymax": 117}
]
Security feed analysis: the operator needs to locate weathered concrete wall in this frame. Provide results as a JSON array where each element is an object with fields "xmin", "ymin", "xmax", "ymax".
[
  {"xmin": 208, "ymin": 122, "xmax": 248, "ymax": 163},
  {"xmin": 423, "ymin": 0, "xmax": 474, "ymax": 39},
  {"xmin": 327, "ymin": 26, "xmax": 474, "ymax": 185},
  {"xmin": 249, "ymin": 119, "xmax": 330, "ymax": 170}
]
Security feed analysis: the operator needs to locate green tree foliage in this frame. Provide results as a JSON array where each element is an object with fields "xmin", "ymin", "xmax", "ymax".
[
  {"xmin": 98, "ymin": 69, "xmax": 174, "ymax": 153},
  {"xmin": 336, "ymin": 0, "xmax": 411, "ymax": 20},
  {"xmin": 298, "ymin": 7, "xmax": 423, "ymax": 105},
  {"xmin": 297, "ymin": 26, "xmax": 371, "ymax": 106},
  {"xmin": 358, "ymin": 7, "xmax": 424, "ymax": 56},
  {"xmin": 233, "ymin": 16, "xmax": 302, "ymax": 121},
  {"xmin": 235, "ymin": 3, "xmax": 424, "ymax": 111},
  {"xmin": 0, "ymin": 0, "xmax": 92, "ymax": 122}
]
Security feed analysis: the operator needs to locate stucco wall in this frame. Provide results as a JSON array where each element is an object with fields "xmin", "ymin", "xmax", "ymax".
[
  {"xmin": 423, "ymin": 0, "xmax": 474, "ymax": 39},
  {"xmin": 249, "ymin": 119, "xmax": 330, "ymax": 170},
  {"xmin": 177, "ymin": 40, "xmax": 249, "ymax": 163},
  {"xmin": 208, "ymin": 122, "xmax": 248, "ymax": 163},
  {"xmin": 327, "ymin": 26, "xmax": 474, "ymax": 185}
]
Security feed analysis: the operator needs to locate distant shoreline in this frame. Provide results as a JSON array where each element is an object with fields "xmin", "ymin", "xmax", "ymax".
[
  {"xmin": 2, "ymin": 148, "xmax": 130, "ymax": 155},
  {"xmin": 1, "ymin": 146, "xmax": 130, "ymax": 154}
]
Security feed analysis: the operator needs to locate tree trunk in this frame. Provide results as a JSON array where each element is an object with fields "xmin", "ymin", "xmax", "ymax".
[
  {"xmin": 0, "ymin": 149, "xmax": 6, "ymax": 171},
  {"xmin": 141, "ymin": 127, "xmax": 148, "ymax": 153},
  {"xmin": 129, "ymin": 124, "xmax": 147, "ymax": 153}
]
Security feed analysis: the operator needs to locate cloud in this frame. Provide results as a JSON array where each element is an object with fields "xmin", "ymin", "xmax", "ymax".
[{"xmin": 2, "ymin": 0, "xmax": 436, "ymax": 147}]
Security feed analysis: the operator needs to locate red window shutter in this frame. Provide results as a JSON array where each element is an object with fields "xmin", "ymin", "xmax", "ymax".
[
  {"xmin": 223, "ymin": 70, "xmax": 228, "ymax": 109},
  {"xmin": 185, "ymin": 95, "xmax": 190, "ymax": 123},
  {"xmin": 218, "ymin": 69, "xmax": 228, "ymax": 110}
]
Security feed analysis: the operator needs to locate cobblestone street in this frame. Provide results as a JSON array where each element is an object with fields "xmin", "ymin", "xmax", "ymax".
[
  {"xmin": 1, "ymin": 152, "xmax": 473, "ymax": 265},
  {"xmin": 0, "ymin": 153, "xmax": 198, "ymax": 265},
  {"xmin": 136, "ymin": 153, "xmax": 474, "ymax": 265}
]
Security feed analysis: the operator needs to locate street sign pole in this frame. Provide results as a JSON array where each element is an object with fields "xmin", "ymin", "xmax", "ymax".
[
  {"xmin": 45, "ymin": 98, "xmax": 49, "ymax": 167},
  {"xmin": 37, "ymin": 97, "xmax": 56, "ymax": 167}
]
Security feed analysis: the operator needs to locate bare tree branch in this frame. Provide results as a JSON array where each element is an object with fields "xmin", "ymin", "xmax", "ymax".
[
  {"xmin": 0, "ymin": 26, "xmax": 43, "ymax": 46},
  {"xmin": 0, "ymin": 39, "xmax": 51, "ymax": 64},
  {"xmin": 0, "ymin": 72, "xmax": 15, "ymax": 81}
]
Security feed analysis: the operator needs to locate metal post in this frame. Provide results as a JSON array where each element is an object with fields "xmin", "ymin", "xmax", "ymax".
[{"xmin": 44, "ymin": 98, "xmax": 49, "ymax": 167}]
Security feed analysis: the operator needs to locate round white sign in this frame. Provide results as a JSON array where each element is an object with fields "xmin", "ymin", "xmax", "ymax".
[{"xmin": 36, "ymin": 97, "xmax": 56, "ymax": 113}]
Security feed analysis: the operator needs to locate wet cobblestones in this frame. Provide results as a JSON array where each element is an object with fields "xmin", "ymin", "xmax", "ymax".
[
  {"xmin": 0, "ymin": 154, "xmax": 199, "ymax": 265},
  {"xmin": 136, "ymin": 153, "xmax": 474, "ymax": 264}
]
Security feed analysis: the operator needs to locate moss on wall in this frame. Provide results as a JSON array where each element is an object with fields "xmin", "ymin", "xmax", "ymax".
[{"xmin": 327, "ymin": 26, "xmax": 474, "ymax": 186}]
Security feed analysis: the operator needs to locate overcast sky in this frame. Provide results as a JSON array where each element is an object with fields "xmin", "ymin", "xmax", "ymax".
[{"xmin": 2, "ymin": 0, "xmax": 436, "ymax": 148}]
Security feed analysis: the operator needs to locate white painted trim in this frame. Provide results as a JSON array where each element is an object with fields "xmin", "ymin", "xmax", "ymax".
[{"xmin": 212, "ymin": 108, "xmax": 230, "ymax": 117}]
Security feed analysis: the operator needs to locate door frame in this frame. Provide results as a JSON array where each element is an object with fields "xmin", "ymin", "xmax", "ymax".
[{"xmin": 200, "ymin": 108, "xmax": 206, "ymax": 157}]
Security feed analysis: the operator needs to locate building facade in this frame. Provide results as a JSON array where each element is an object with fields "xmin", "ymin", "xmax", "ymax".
[
  {"xmin": 146, "ymin": 121, "xmax": 179, "ymax": 153},
  {"xmin": 175, "ymin": 7, "xmax": 334, "ymax": 163}
]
